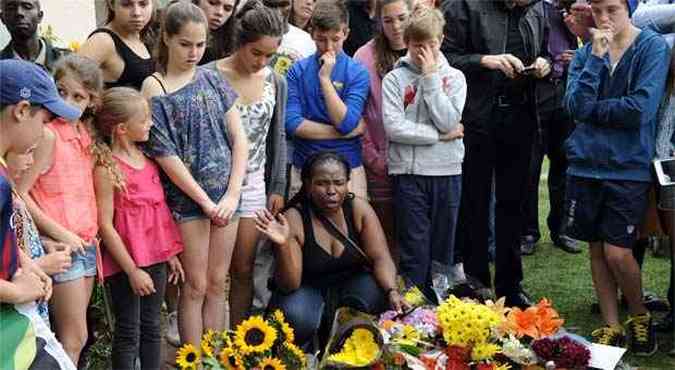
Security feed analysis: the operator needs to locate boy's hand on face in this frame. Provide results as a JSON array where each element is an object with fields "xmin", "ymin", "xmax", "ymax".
[
  {"xmin": 319, "ymin": 51, "xmax": 337, "ymax": 81},
  {"xmin": 590, "ymin": 25, "xmax": 614, "ymax": 57},
  {"xmin": 419, "ymin": 45, "xmax": 438, "ymax": 76}
]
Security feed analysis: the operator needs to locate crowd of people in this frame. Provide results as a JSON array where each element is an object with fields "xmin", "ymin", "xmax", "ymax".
[{"xmin": 2, "ymin": 0, "xmax": 675, "ymax": 368}]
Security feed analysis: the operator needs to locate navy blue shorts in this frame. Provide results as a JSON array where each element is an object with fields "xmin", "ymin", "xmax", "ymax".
[{"xmin": 562, "ymin": 176, "xmax": 650, "ymax": 249}]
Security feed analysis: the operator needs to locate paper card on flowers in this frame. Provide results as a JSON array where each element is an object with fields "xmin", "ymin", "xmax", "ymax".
[{"xmin": 587, "ymin": 343, "xmax": 626, "ymax": 370}]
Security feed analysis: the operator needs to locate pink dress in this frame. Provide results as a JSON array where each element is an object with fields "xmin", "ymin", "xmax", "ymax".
[{"xmin": 101, "ymin": 156, "xmax": 183, "ymax": 278}]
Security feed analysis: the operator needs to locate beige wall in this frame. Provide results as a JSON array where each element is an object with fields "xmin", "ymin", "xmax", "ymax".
[{"xmin": 1, "ymin": 0, "xmax": 97, "ymax": 48}]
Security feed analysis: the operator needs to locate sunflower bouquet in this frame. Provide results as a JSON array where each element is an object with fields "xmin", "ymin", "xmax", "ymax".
[{"xmin": 175, "ymin": 310, "xmax": 306, "ymax": 370}]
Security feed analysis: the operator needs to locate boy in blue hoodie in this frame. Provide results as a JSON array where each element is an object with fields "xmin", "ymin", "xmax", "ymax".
[
  {"xmin": 564, "ymin": 0, "xmax": 669, "ymax": 355},
  {"xmin": 382, "ymin": 6, "xmax": 466, "ymax": 295}
]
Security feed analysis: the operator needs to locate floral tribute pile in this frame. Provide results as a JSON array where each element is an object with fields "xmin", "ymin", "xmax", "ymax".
[
  {"xmin": 325, "ymin": 289, "xmax": 591, "ymax": 370},
  {"xmin": 175, "ymin": 290, "xmax": 591, "ymax": 369},
  {"xmin": 175, "ymin": 310, "xmax": 305, "ymax": 370}
]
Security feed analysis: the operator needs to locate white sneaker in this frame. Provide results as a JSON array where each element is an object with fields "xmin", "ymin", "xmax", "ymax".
[{"xmin": 165, "ymin": 311, "xmax": 180, "ymax": 347}]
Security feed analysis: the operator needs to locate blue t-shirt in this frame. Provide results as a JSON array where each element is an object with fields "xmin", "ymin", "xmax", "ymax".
[
  {"xmin": 0, "ymin": 171, "xmax": 18, "ymax": 281},
  {"xmin": 285, "ymin": 51, "xmax": 370, "ymax": 169}
]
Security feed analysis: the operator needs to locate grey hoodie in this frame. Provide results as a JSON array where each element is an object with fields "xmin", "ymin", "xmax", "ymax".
[{"xmin": 382, "ymin": 54, "xmax": 466, "ymax": 176}]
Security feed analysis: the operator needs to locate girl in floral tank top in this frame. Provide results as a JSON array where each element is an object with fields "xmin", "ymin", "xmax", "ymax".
[{"xmin": 93, "ymin": 88, "xmax": 184, "ymax": 370}]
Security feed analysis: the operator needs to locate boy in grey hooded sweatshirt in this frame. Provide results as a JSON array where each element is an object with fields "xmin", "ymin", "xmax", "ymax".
[{"xmin": 382, "ymin": 6, "xmax": 466, "ymax": 294}]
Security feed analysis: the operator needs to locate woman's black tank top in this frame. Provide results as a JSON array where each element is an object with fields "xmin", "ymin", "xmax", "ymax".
[
  {"xmin": 88, "ymin": 29, "xmax": 154, "ymax": 90},
  {"xmin": 297, "ymin": 197, "xmax": 366, "ymax": 288}
]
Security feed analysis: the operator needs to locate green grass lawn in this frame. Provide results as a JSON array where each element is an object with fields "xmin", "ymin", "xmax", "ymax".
[{"xmin": 524, "ymin": 159, "xmax": 675, "ymax": 369}]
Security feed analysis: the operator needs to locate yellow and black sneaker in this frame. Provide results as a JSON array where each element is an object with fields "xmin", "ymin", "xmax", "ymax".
[
  {"xmin": 591, "ymin": 326, "xmax": 625, "ymax": 347},
  {"xmin": 626, "ymin": 313, "xmax": 657, "ymax": 357}
]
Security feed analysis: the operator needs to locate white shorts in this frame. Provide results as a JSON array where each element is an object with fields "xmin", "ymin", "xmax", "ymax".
[{"xmin": 236, "ymin": 170, "xmax": 267, "ymax": 218}]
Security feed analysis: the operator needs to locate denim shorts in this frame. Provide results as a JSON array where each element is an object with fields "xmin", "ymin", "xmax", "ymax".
[
  {"xmin": 562, "ymin": 176, "xmax": 650, "ymax": 248},
  {"xmin": 52, "ymin": 244, "xmax": 97, "ymax": 283}
]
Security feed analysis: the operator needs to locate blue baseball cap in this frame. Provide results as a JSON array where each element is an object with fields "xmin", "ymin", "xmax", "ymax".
[
  {"xmin": 0, "ymin": 60, "xmax": 81, "ymax": 121},
  {"xmin": 626, "ymin": 0, "xmax": 638, "ymax": 17}
]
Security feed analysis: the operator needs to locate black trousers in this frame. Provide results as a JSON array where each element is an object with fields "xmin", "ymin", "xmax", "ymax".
[
  {"xmin": 108, "ymin": 262, "xmax": 167, "ymax": 370},
  {"xmin": 522, "ymin": 81, "xmax": 574, "ymax": 240},
  {"xmin": 456, "ymin": 103, "xmax": 536, "ymax": 298}
]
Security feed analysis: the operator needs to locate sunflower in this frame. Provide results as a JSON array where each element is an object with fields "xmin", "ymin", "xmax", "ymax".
[
  {"xmin": 176, "ymin": 343, "xmax": 200, "ymax": 370},
  {"xmin": 283, "ymin": 342, "xmax": 306, "ymax": 367},
  {"xmin": 272, "ymin": 310, "xmax": 286, "ymax": 323},
  {"xmin": 203, "ymin": 329, "xmax": 216, "ymax": 345},
  {"xmin": 271, "ymin": 310, "xmax": 295, "ymax": 343},
  {"xmin": 234, "ymin": 316, "xmax": 277, "ymax": 354},
  {"xmin": 219, "ymin": 347, "xmax": 244, "ymax": 370},
  {"xmin": 201, "ymin": 337, "xmax": 214, "ymax": 358},
  {"xmin": 258, "ymin": 356, "xmax": 287, "ymax": 370}
]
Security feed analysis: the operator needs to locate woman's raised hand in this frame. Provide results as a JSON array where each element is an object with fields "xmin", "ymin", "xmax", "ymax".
[{"xmin": 255, "ymin": 209, "xmax": 290, "ymax": 245}]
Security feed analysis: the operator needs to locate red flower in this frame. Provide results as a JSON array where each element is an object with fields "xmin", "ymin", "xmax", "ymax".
[
  {"xmin": 445, "ymin": 345, "xmax": 471, "ymax": 362},
  {"xmin": 446, "ymin": 359, "xmax": 470, "ymax": 370}
]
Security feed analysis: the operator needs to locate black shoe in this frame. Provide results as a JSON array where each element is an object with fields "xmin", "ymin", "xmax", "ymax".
[
  {"xmin": 505, "ymin": 290, "xmax": 534, "ymax": 309},
  {"xmin": 655, "ymin": 313, "xmax": 674, "ymax": 333},
  {"xmin": 626, "ymin": 313, "xmax": 658, "ymax": 357},
  {"xmin": 551, "ymin": 235, "xmax": 582, "ymax": 254},
  {"xmin": 643, "ymin": 291, "xmax": 670, "ymax": 312},
  {"xmin": 520, "ymin": 235, "xmax": 537, "ymax": 256}
]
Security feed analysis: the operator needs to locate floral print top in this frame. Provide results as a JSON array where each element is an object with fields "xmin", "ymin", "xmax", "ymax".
[{"xmin": 144, "ymin": 67, "xmax": 238, "ymax": 220}]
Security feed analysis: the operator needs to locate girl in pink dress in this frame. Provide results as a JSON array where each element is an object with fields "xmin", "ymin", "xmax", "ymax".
[{"xmin": 93, "ymin": 87, "xmax": 184, "ymax": 370}]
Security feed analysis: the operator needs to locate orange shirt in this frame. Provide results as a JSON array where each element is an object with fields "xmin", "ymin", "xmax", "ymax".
[{"xmin": 30, "ymin": 118, "xmax": 98, "ymax": 242}]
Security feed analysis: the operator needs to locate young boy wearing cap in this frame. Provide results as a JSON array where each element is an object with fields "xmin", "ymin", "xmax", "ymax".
[
  {"xmin": 564, "ymin": 0, "xmax": 668, "ymax": 355},
  {"xmin": 0, "ymin": 59, "xmax": 80, "ymax": 303},
  {"xmin": 0, "ymin": 59, "xmax": 80, "ymax": 369}
]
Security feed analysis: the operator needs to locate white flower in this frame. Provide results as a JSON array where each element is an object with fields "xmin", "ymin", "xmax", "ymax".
[{"xmin": 501, "ymin": 335, "xmax": 537, "ymax": 365}]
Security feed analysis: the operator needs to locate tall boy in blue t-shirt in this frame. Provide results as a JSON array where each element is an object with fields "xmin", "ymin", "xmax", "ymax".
[{"xmin": 285, "ymin": 0, "xmax": 370, "ymax": 198}]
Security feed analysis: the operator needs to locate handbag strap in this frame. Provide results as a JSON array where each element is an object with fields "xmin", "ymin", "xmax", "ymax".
[{"xmin": 309, "ymin": 203, "xmax": 373, "ymax": 268}]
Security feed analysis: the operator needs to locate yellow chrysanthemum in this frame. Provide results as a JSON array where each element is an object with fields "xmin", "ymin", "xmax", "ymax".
[
  {"xmin": 257, "ymin": 356, "xmax": 287, "ymax": 370},
  {"xmin": 437, "ymin": 295, "xmax": 502, "ymax": 346},
  {"xmin": 395, "ymin": 325, "xmax": 421, "ymax": 346},
  {"xmin": 219, "ymin": 347, "xmax": 244, "ymax": 370},
  {"xmin": 234, "ymin": 316, "xmax": 277, "ymax": 354},
  {"xmin": 353, "ymin": 328, "xmax": 373, "ymax": 344},
  {"xmin": 471, "ymin": 342, "xmax": 501, "ymax": 362},
  {"xmin": 328, "ymin": 327, "xmax": 379, "ymax": 366},
  {"xmin": 176, "ymin": 344, "xmax": 200, "ymax": 370}
]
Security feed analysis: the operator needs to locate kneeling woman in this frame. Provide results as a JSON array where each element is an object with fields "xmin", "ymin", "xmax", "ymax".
[{"xmin": 255, "ymin": 152, "xmax": 404, "ymax": 347}]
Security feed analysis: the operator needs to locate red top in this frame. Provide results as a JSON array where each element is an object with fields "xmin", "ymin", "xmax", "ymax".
[{"xmin": 101, "ymin": 156, "xmax": 183, "ymax": 278}]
